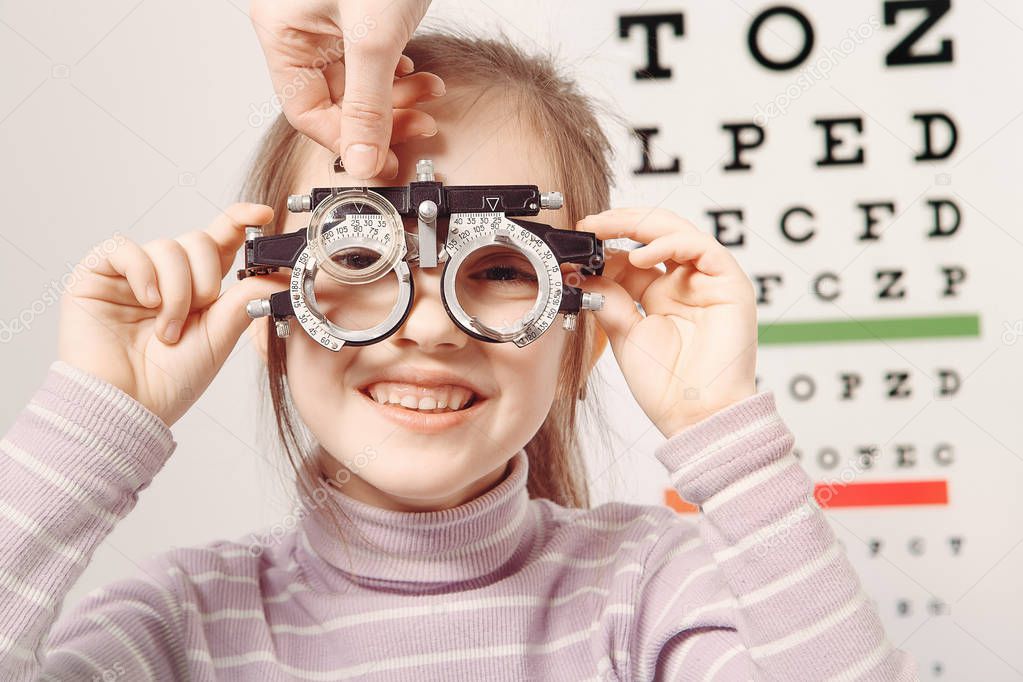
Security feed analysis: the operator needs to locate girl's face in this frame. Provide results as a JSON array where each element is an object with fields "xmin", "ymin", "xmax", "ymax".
[{"xmin": 276, "ymin": 94, "xmax": 572, "ymax": 512}]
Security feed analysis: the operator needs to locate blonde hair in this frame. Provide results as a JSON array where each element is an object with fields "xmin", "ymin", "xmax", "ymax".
[{"xmin": 242, "ymin": 29, "xmax": 615, "ymax": 512}]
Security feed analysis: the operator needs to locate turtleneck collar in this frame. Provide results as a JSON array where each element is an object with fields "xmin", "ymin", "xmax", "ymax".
[{"xmin": 298, "ymin": 449, "xmax": 538, "ymax": 592}]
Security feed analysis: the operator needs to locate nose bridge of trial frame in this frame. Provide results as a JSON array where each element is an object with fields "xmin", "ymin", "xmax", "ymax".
[{"xmin": 283, "ymin": 159, "xmax": 566, "ymax": 272}]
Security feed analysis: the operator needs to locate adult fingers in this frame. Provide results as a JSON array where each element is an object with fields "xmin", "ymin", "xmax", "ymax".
[
  {"xmin": 339, "ymin": 45, "xmax": 397, "ymax": 178},
  {"xmin": 323, "ymin": 63, "xmax": 445, "ymax": 109},
  {"xmin": 339, "ymin": 2, "xmax": 430, "ymax": 177}
]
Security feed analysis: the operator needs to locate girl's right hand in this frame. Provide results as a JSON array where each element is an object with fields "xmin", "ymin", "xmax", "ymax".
[{"xmin": 58, "ymin": 203, "xmax": 288, "ymax": 427}]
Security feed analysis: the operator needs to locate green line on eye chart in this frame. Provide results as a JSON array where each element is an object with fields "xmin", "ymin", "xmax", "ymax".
[{"xmin": 757, "ymin": 313, "xmax": 981, "ymax": 345}]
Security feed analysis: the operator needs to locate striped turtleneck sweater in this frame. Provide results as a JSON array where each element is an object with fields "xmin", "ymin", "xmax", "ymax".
[{"xmin": 0, "ymin": 362, "xmax": 918, "ymax": 680}]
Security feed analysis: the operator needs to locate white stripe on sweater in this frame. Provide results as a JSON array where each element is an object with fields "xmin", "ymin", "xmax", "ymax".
[
  {"xmin": 166, "ymin": 566, "xmax": 257, "ymax": 586},
  {"xmin": 170, "ymin": 582, "xmax": 629, "ymax": 637},
  {"xmin": 702, "ymin": 457, "xmax": 798, "ymax": 514},
  {"xmin": 737, "ymin": 542, "xmax": 843, "ymax": 608},
  {"xmin": 51, "ymin": 361, "xmax": 168, "ymax": 446},
  {"xmin": 0, "ymin": 634, "xmax": 35, "ymax": 662},
  {"xmin": 648, "ymin": 563, "xmax": 719, "ymax": 636},
  {"xmin": 0, "ymin": 499, "xmax": 85, "ymax": 565},
  {"xmin": 641, "ymin": 536, "xmax": 704, "ymax": 580},
  {"xmin": 192, "ymin": 621, "xmax": 602, "ymax": 680},
  {"xmin": 0, "ymin": 439, "xmax": 118, "ymax": 526},
  {"xmin": 750, "ymin": 591, "xmax": 868, "ymax": 659},
  {"xmin": 712, "ymin": 499, "xmax": 818, "ymax": 563},
  {"xmin": 48, "ymin": 647, "xmax": 108, "ymax": 676},
  {"xmin": 26, "ymin": 402, "xmax": 145, "ymax": 490},
  {"xmin": 0, "ymin": 567, "xmax": 55, "ymax": 610},
  {"xmin": 86, "ymin": 612, "xmax": 155, "ymax": 680},
  {"xmin": 535, "ymin": 532, "xmax": 660, "ymax": 569},
  {"xmin": 574, "ymin": 512, "xmax": 661, "ymax": 532},
  {"xmin": 661, "ymin": 631, "xmax": 702, "ymax": 680},
  {"xmin": 825, "ymin": 641, "xmax": 894, "ymax": 681},
  {"xmin": 270, "ymin": 586, "xmax": 615, "ymax": 635},
  {"xmin": 670, "ymin": 414, "xmax": 782, "ymax": 486},
  {"xmin": 702, "ymin": 643, "xmax": 745, "ymax": 681},
  {"xmin": 639, "ymin": 597, "xmax": 738, "ymax": 680},
  {"xmin": 264, "ymin": 582, "xmax": 311, "ymax": 603}
]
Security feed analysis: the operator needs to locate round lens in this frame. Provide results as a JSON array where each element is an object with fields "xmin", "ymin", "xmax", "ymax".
[
  {"xmin": 453, "ymin": 244, "xmax": 540, "ymax": 332},
  {"xmin": 306, "ymin": 189, "xmax": 404, "ymax": 285},
  {"xmin": 311, "ymin": 246, "xmax": 400, "ymax": 332}
]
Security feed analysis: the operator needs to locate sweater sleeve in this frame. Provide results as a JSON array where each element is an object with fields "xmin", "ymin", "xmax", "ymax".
[
  {"xmin": 632, "ymin": 390, "xmax": 920, "ymax": 681},
  {"xmin": 0, "ymin": 361, "xmax": 182, "ymax": 681}
]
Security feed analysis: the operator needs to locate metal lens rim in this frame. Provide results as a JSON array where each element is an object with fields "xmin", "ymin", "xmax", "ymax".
[
  {"xmin": 300, "ymin": 242, "xmax": 412, "ymax": 345},
  {"xmin": 306, "ymin": 188, "xmax": 405, "ymax": 285},
  {"xmin": 442, "ymin": 231, "xmax": 551, "ymax": 343}
]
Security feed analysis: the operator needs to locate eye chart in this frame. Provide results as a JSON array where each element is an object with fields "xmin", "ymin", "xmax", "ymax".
[{"xmin": 437, "ymin": 1, "xmax": 1023, "ymax": 678}]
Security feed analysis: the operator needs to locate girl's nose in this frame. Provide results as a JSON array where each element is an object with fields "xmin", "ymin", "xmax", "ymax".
[{"xmin": 389, "ymin": 268, "xmax": 467, "ymax": 352}]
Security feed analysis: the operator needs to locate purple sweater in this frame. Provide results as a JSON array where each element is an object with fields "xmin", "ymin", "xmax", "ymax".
[{"xmin": 0, "ymin": 362, "xmax": 918, "ymax": 680}]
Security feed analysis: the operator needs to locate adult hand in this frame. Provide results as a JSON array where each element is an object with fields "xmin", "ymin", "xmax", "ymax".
[
  {"xmin": 250, "ymin": 0, "xmax": 439, "ymax": 179},
  {"xmin": 576, "ymin": 208, "xmax": 759, "ymax": 439}
]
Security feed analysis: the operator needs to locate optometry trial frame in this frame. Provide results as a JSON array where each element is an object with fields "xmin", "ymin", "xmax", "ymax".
[{"xmin": 237, "ymin": 159, "xmax": 641, "ymax": 351}]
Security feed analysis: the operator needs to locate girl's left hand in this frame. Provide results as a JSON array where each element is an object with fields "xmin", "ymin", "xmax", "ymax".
[{"xmin": 575, "ymin": 208, "xmax": 759, "ymax": 439}]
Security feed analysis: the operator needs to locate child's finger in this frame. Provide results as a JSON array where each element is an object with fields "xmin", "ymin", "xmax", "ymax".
[
  {"xmin": 616, "ymin": 260, "xmax": 662, "ymax": 304},
  {"xmin": 89, "ymin": 237, "xmax": 161, "ymax": 308},
  {"xmin": 578, "ymin": 208, "xmax": 708, "ymax": 251},
  {"xmin": 177, "ymin": 230, "xmax": 225, "ymax": 311},
  {"xmin": 144, "ymin": 239, "xmax": 193, "ymax": 344},
  {"xmin": 631, "ymin": 232, "xmax": 737, "ymax": 278},
  {"xmin": 389, "ymin": 72, "xmax": 446, "ymax": 108},
  {"xmin": 396, "ymin": 54, "xmax": 414, "ymax": 76},
  {"xmin": 575, "ymin": 275, "xmax": 644, "ymax": 358},
  {"xmin": 389, "ymin": 109, "xmax": 438, "ymax": 145},
  {"xmin": 203, "ymin": 272, "xmax": 290, "ymax": 365},
  {"xmin": 204, "ymin": 203, "xmax": 275, "ymax": 275}
]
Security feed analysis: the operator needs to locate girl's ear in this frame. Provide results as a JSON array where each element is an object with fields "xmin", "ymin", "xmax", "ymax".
[{"xmin": 248, "ymin": 318, "xmax": 269, "ymax": 363}]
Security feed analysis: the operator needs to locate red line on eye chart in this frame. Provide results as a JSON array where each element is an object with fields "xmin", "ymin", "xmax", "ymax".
[{"xmin": 665, "ymin": 479, "xmax": 950, "ymax": 513}]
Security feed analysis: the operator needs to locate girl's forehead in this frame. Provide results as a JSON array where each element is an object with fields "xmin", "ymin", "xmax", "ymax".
[{"xmin": 284, "ymin": 104, "xmax": 567, "ymax": 234}]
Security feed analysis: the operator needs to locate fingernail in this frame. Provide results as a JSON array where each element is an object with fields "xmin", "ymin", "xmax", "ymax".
[
  {"xmin": 146, "ymin": 283, "xmax": 161, "ymax": 306},
  {"xmin": 343, "ymin": 143, "xmax": 378, "ymax": 179},
  {"xmin": 420, "ymin": 127, "xmax": 439, "ymax": 138},
  {"xmin": 164, "ymin": 319, "xmax": 182, "ymax": 343},
  {"xmin": 398, "ymin": 57, "xmax": 415, "ymax": 75},
  {"xmin": 431, "ymin": 83, "xmax": 446, "ymax": 97}
]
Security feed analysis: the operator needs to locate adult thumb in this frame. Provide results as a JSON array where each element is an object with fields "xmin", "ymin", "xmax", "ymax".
[{"xmin": 338, "ymin": 40, "xmax": 400, "ymax": 179}]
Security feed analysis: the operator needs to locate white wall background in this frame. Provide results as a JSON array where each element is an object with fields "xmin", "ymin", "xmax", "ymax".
[{"xmin": 1, "ymin": 1, "xmax": 1021, "ymax": 678}]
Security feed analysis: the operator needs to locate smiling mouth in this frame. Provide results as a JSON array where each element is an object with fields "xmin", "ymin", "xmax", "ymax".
[{"xmin": 358, "ymin": 384, "xmax": 483, "ymax": 414}]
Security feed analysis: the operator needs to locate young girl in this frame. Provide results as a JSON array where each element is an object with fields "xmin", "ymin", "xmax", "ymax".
[{"xmin": 1, "ymin": 32, "xmax": 917, "ymax": 681}]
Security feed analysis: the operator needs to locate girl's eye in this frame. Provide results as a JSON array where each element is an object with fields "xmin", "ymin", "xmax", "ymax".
[
  {"xmin": 474, "ymin": 266, "xmax": 536, "ymax": 282},
  {"xmin": 469, "ymin": 263, "xmax": 538, "ymax": 285},
  {"xmin": 331, "ymin": 248, "xmax": 380, "ymax": 271}
]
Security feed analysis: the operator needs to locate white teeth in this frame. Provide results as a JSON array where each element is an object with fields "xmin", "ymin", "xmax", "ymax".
[{"xmin": 365, "ymin": 382, "xmax": 476, "ymax": 412}]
